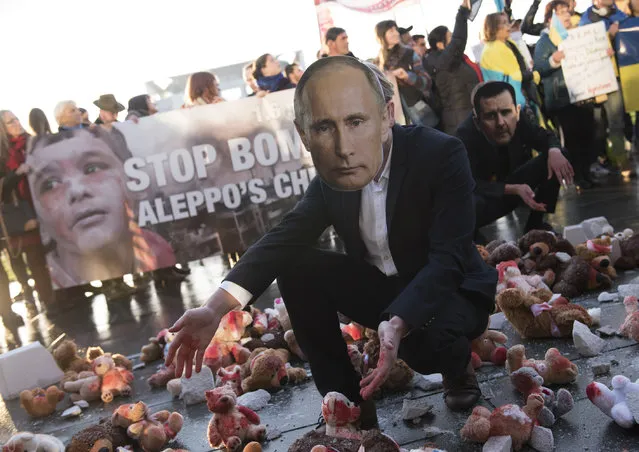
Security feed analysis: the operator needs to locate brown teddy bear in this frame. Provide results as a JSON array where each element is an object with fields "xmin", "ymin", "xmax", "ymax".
[
  {"xmin": 206, "ymin": 385, "xmax": 266, "ymax": 451},
  {"xmin": 518, "ymin": 230, "xmax": 575, "ymax": 256},
  {"xmin": 553, "ymin": 256, "xmax": 613, "ymax": 298},
  {"xmin": 359, "ymin": 332, "xmax": 414, "ymax": 392},
  {"xmin": 470, "ymin": 329, "xmax": 508, "ymax": 369},
  {"xmin": 517, "ymin": 230, "xmax": 571, "ymax": 279},
  {"xmin": 486, "ymin": 241, "xmax": 522, "ymax": 267},
  {"xmin": 66, "ymin": 418, "xmax": 132, "ymax": 452},
  {"xmin": 112, "ymin": 401, "xmax": 183, "ymax": 452},
  {"xmin": 19, "ymin": 386, "xmax": 64, "ymax": 417},
  {"xmin": 93, "ymin": 355, "xmax": 134, "ymax": 403},
  {"xmin": 506, "ymin": 344, "xmax": 578, "ymax": 385},
  {"xmin": 460, "ymin": 394, "xmax": 546, "ymax": 450},
  {"xmin": 63, "ymin": 371, "xmax": 102, "ymax": 402},
  {"xmin": 615, "ymin": 232, "xmax": 639, "ymax": 270},
  {"xmin": 53, "ymin": 340, "xmax": 91, "ymax": 373},
  {"xmin": 241, "ymin": 348, "xmax": 307, "ymax": 393},
  {"xmin": 86, "ymin": 346, "xmax": 133, "ymax": 371},
  {"xmin": 141, "ymin": 329, "xmax": 170, "ymax": 363},
  {"xmin": 496, "ymin": 288, "xmax": 592, "ymax": 338},
  {"xmin": 574, "ymin": 238, "xmax": 618, "ymax": 279}
]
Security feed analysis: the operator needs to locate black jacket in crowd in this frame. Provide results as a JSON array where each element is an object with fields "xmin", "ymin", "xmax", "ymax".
[
  {"xmin": 455, "ymin": 112, "xmax": 561, "ymax": 199},
  {"xmin": 423, "ymin": 6, "xmax": 480, "ymax": 135},
  {"xmin": 224, "ymin": 124, "xmax": 497, "ymax": 328}
]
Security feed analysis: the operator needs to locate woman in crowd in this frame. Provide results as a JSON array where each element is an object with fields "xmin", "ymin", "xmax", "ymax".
[
  {"xmin": 423, "ymin": 0, "xmax": 481, "ymax": 135},
  {"xmin": 126, "ymin": 94, "xmax": 158, "ymax": 121},
  {"xmin": 252, "ymin": 54, "xmax": 295, "ymax": 93},
  {"xmin": 28, "ymin": 108, "xmax": 51, "ymax": 136},
  {"xmin": 0, "ymin": 110, "xmax": 53, "ymax": 315},
  {"xmin": 627, "ymin": 0, "xmax": 639, "ymax": 146},
  {"xmin": 184, "ymin": 72, "xmax": 225, "ymax": 107},
  {"xmin": 534, "ymin": 0, "xmax": 598, "ymax": 189},
  {"xmin": 27, "ymin": 127, "xmax": 176, "ymax": 288},
  {"xmin": 375, "ymin": 20, "xmax": 435, "ymax": 127},
  {"xmin": 480, "ymin": 12, "xmax": 540, "ymax": 110}
]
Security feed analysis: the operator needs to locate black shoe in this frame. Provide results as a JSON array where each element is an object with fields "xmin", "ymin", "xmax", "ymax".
[
  {"xmin": 575, "ymin": 179, "xmax": 594, "ymax": 190},
  {"xmin": 442, "ymin": 362, "xmax": 482, "ymax": 412},
  {"xmin": 2, "ymin": 311, "xmax": 24, "ymax": 329}
]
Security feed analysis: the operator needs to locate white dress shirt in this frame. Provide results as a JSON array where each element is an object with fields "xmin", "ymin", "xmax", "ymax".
[{"xmin": 221, "ymin": 147, "xmax": 398, "ymax": 308}]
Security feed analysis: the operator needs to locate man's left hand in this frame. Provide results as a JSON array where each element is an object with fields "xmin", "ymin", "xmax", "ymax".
[
  {"xmin": 360, "ymin": 317, "xmax": 408, "ymax": 400},
  {"xmin": 547, "ymin": 148, "xmax": 574, "ymax": 185}
]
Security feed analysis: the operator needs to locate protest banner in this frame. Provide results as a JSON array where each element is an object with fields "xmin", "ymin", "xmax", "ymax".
[
  {"xmin": 617, "ymin": 18, "xmax": 639, "ymax": 113},
  {"xmin": 26, "ymin": 89, "xmax": 315, "ymax": 289},
  {"xmin": 560, "ymin": 21, "xmax": 619, "ymax": 103}
]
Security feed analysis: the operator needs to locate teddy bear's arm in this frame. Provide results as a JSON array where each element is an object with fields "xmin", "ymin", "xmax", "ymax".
[
  {"xmin": 237, "ymin": 406, "xmax": 261, "ymax": 424},
  {"xmin": 127, "ymin": 421, "xmax": 146, "ymax": 439},
  {"xmin": 151, "ymin": 410, "xmax": 171, "ymax": 423},
  {"xmin": 207, "ymin": 419, "xmax": 223, "ymax": 447}
]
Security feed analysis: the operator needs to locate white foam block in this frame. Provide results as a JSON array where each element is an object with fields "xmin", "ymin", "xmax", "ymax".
[
  {"xmin": 581, "ymin": 217, "xmax": 611, "ymax": 239},
  {"xmin": 0, "ymin": 342, "xmax": 64, "ymax": 399},
  {"xmin": 563, "ymin": 225, "xmax": 588, "ymax": 246}
]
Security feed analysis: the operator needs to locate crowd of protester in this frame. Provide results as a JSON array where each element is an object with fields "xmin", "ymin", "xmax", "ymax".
[{"xmin": 0, "ymin": 0, "xmax": 637, "ymax": 347}]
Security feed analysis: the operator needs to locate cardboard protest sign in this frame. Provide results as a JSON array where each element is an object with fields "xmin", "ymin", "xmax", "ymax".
[
  {"xmin": 560, "ymin": 22, "xmax": 619, "ymax": 103},
  {"xmin": 27, "ymin": 90, "xmax": 314, "ymax": 289}
]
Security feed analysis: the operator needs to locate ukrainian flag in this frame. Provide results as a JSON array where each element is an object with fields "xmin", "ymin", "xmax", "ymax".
[
  {"xmin": 494, "ymin": 0, "xmax": 505, "ymax": 11},
  {"xmin": 617, "ymin": 17, "xmax": 639, "ymax": 113},
  {"xmin": 549, "ymin": 11, "xmax": 569, "ymax": 47}
]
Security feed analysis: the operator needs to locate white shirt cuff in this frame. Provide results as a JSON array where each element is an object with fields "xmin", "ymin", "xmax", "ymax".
[
  {"xmin": 220, "ymin": 280, "xmax": 253, "ymax": 308},
  {"xmin": 549, "ymin": 55, "xmax": 562, "ymax": 69}
]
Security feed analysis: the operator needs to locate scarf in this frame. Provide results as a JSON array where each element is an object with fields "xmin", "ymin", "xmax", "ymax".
[
  {"xmin": 257, "ymin": 73, "xmax": 287, "ymax": 92},
  {"xmin": 6, "ymin": 134, "xmax": 29, "ymax": 200}
]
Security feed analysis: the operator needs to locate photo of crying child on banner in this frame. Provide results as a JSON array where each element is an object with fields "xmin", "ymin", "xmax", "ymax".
[{"xmin": 26, "ymin": 89, "xmax": 313, "ymax": 289}]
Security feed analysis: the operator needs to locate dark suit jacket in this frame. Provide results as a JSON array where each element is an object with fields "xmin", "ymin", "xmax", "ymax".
[
  {"xmin": 455, "ymin": 113, "xmax": 561, "ymax": 199},
  {"xmin": 225, "ymin": 125, "xmax": 497, "ymax": 328}
]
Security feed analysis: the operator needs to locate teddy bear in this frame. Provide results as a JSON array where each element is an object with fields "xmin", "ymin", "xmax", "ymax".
[
  {"xmin": 217, "ymin": 364, "xmax": 244, "ymax": 396},
  {"xmin": 587, "ymin": 375, "xmax": 639, "ymax": 429},
  {"xmin": 204, "ymin": 340, "xmax": 251, "ymax": 374},
  {"xmin": 93, "ymin": 355, "xmax": 134, "ymax": 403},
  {"xmin": 518, "ymin": 229, "xmax": 575, "ymax": 256},
  {"xmin": 148, "ymin": 363, "xmax": 177, "ymax": 388},
  {"xmin": 53, "ymin": 340, "xmax": 92, "ymax": 374},
  {"xmin": 19, "ymin": 386, "xmax": 64, "ymax": 418},
  {"xmin": 475, "ymin": 244, "xmax": 490, "ymax": 262},
  {"xmin": 620, "ymin": 296, "xmax": 639, "ymax": 342},
  {"xmin": 486, "ymin": 241, "xmax": 522, "ymax": 267},
  {"xmin": 141, "ymin": 329, "xmax": 170, "ymax": 363},
  {"xmin": 241, "ymin": 348, "xmax": 307, "ymax": 393},
  {"xmin": 553, "ymin": 256, "xmax": 613, "ymax": 298},
  {"xmin": 506, "ymin": 344, "xmax": 578, "ymax": 385},
  {"xmin": 63, "ymin": 371, "xmax": 102, "ymax": 403},
  {"xmin": 509, "ymin": 367, "xmax": 574, "ymax": 427},
  {"xmin": 495, "ymin": 261, "xmax": 552, "ymax": 297},
  {"xmin": 470, "ymin": 329, "xmax": 508, "ymax": 369},
  {"xmin": 2, "ymin": 432, "xmax": 65, "ymax": 452},
  {"xmin": 615, "ymin": 232, "xmax": 639, "ymax": 270},
  {"xmin": 574, "ymin": 238, "xmax": 618, "ymax": 280},
  {"xmin": 86, "ymin": 346, "xmax": 133, "ymax": 371},
  {"xmin": 496, "ymin": 288, "xmax": 593, "ymax": 338},
  {"xmin": 205, "ymin": 385, "xmax": 266, "ymax": 451},
  {"xmin": 112, "ymin": 401, "xmax": 183, "ymax": 452},
  {"xmin": 460, "ymin": 393, "xmax": 546, "ymax": 450},
  {"xmin": 357, "ymin": 332, "xmax": 414, "ymax": 392},
  {"xmin": 66, "ymin": 418, "xmax": 132, "ymax": 452},
  {"xmin": 517, "ymin": 230, "xmax": 574, "ymax": 282}
]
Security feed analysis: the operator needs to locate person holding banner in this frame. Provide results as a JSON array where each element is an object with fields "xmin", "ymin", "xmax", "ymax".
[
  {"xmin": 166, "ymin": 56, "xmax": 497, "ymax": 426},
  {"xmin": 26, "ymin": 127, "xmax": 176, "ymax": 288},
  {"xmin": 184, "ymin": 72, "xmax": 225, "ymax": 107},
  {"xmin": 534, "ymin": 1, "xmax": 599, "ymax": 189}
]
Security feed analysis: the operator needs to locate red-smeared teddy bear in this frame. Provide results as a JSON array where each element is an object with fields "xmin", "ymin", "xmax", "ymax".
[
  {"xmin": 470, "ymin": 329, "xmax": 508, "ymax": 369},
  {"xmin": 112, "ymin": 401, "xmax": 183, "ymax": 452},
  {"xmin": 204, "ymin": 310, "xmax": 252, "ymax": 373},
  {"xmin": 93, "ymin": 354, "xmax": 134, "ymax": 403},
  {"xmin": 206, "ymin": 385, "xmax": 266, "ymax": 451}
]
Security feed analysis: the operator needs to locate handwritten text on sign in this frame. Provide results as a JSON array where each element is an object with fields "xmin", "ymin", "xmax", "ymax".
[{"xmin": 560, "ymin": 21, "xmax": 619, "ymax": 103}]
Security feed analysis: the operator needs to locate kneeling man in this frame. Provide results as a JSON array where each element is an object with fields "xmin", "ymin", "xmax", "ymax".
[{"xmin": 166, "ymin": 57, "xmax": 497, "ymax": 426}]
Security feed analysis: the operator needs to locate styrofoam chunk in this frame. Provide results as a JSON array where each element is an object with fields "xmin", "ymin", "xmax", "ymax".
[
  {"xmin": 0, "ymin": 342, "xmax": 64, "ymax": 399},
  {"xmin": 482, "ymin": 435, "xmax": 513, "ymax": 452}
]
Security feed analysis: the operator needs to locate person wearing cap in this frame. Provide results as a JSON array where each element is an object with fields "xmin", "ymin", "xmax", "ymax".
[
  {"xmin": 94, "ymin": 94, "xmax": 125, "ymax": 128},
  {"xmin": 165, "ymin": 56, "xmax": 497, "ymax": 428},
  {"xmin": 456, "ymin": 81, "xmax": 574, "ymax": 234},
  {"xmin": 398, "ymin": 25, "xmax": 413, "ymax": 46}
]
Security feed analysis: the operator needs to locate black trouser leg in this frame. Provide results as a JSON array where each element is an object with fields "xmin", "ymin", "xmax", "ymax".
[
  {"xmin": 554, "ymin": 105, "xmax": 596, "ymax": 182},
  {"xmin": 475, "ymin": 154, "xmax": 560, "ymax": 230},
  {"xmin": 277, "ymin": 249, "xmax": 396, "ymax": 404},
  {"xmin": 398, "ymin": 289, "xmax": 489, "ymax": 376},
  {"xmin": 277, "ymin": 249, "xmax": 490, "ymax": 402}
]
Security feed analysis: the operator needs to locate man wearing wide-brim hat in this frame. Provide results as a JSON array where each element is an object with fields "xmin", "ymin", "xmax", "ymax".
[{"xmin": 93, "ymin": 94, "xmax": 125, "ymax": 127}]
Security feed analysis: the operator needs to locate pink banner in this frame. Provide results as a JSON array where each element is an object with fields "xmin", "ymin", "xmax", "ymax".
[{"xmin": 314, "ymin": 0, "xmax": 410, "ymax": 13}]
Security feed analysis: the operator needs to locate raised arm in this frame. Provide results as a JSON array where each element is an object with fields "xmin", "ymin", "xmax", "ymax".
[{"xmin": 437, "ymin": 5, "xmax": 471, "ymax": 72}]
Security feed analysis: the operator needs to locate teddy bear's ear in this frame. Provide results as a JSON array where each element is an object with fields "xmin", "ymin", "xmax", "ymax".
[{"xmin": 127, "ymin": 422, "xmax": 144, "ymax": 439}]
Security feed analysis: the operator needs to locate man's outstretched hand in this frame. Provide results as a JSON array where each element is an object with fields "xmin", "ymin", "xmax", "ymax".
[
  {"xmin": 164, "ymin": 289, "xmax": 240, "ymax": 378},
  {"xmin": 548, "ymin": 148, "xmax": 574, "ymax": 186},
  {"xmin": 360, "ymin": 317, "xmax": 408, "ymax": 400}
]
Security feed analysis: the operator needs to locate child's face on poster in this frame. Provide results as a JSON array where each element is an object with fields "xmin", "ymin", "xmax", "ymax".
[{"xmin": 28, "ymin": 132, "xmax": 131, "ymax": 255}]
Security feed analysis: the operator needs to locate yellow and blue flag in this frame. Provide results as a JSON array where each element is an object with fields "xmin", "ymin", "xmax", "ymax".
[
  {"xmin": 494, "ymin": 0, "xmax": 505, "ymax": 11},
  {"xmin": 549, "ymin": 11, "xmax": 569, "ymax": 47},
  {"xmin": 617, "ymin": 18, "xmax": 639, "ymax": 112}
]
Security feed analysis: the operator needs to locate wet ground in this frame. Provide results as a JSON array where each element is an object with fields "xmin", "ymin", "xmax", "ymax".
[{"xmin": 1, "ymin": 176, "xmax": 639, "ymax": 451}]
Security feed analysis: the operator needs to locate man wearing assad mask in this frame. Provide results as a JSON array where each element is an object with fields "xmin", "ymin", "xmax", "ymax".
[{"xmin": 165, "ymin": 57, "xmax": 497, "ymax": 428}]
